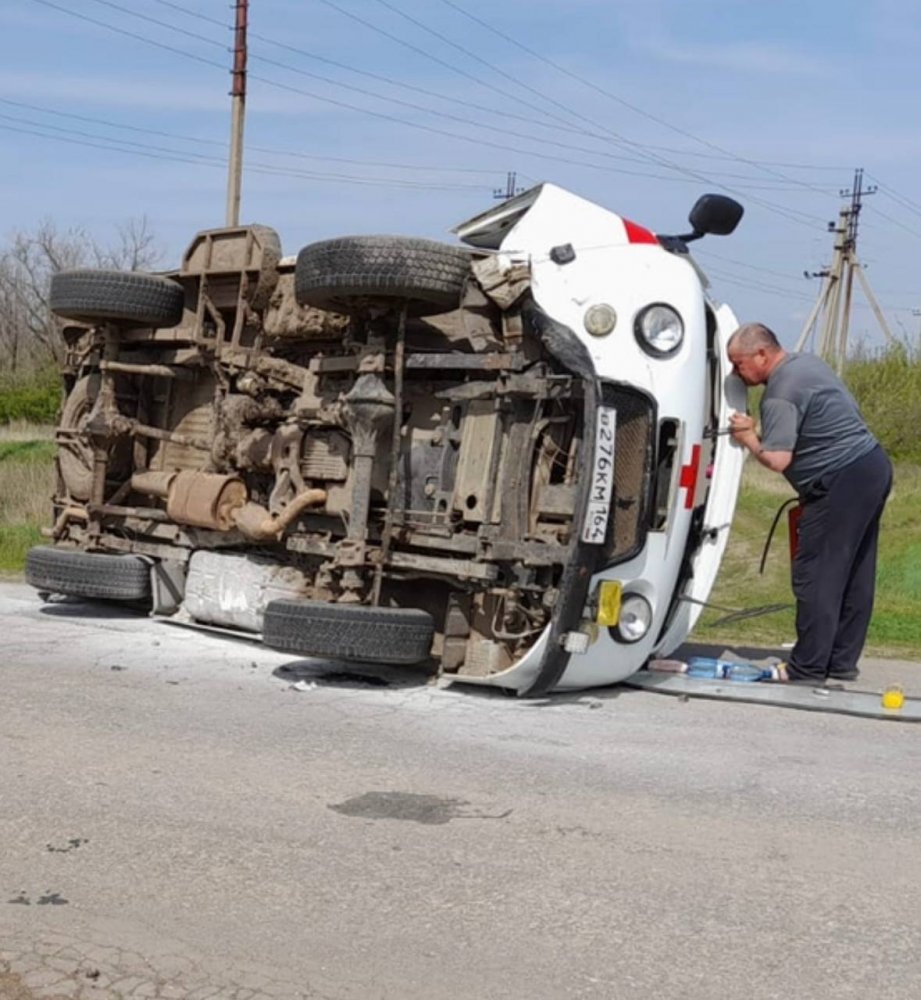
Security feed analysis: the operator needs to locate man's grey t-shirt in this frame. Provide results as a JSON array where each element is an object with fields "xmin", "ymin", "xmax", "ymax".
[{"xmin": 759, "ymin": 352, "xmax": 877, "ymax": 495}]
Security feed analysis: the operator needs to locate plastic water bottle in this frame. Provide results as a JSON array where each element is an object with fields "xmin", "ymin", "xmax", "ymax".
[
  {"xmin": 686, "ymin": 657, "xmax": 732, "ymax": 679},
  {"xmin": 686, "ymin": 657, "xmax": 770, "ymax": 683}
]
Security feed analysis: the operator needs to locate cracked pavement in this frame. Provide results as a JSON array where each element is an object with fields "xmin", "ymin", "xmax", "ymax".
[{"xmin": 2, "ymin": 580, "xmax": 921, "ymax": 999}]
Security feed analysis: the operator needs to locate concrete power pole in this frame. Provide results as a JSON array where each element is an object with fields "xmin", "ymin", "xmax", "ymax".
[
  {"xmin": 796, "ymin": 168, "xmax": 895, "ymax": 371},
  {"xmin": 225, "ymin": 0, "xmax": 248, "ymax": 227}
]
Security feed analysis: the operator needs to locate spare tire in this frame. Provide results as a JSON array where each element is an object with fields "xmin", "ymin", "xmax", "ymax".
[
  {"xmin": 294, "ymin": 235, "xmax": 470, "ymax": 315},
  {"xmin": 263, "ymin": 599, "xmax": 434, "ymax": 665},
  {"xmin": 50, "ymin": 269, "xmax": 185, "ymax": 327},
  {"xmin": 26, "ymin": 546, "xmax": 151, "ymax": 601}
]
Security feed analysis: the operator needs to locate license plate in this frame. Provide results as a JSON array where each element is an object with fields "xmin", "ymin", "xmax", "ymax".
[{"xmin": 581, "ymin": 406, "xmax": 616, "ymax": 544}]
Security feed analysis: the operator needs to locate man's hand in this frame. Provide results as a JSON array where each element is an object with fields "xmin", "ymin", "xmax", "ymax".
[
  {"xmin": 728, "ymin": 411, "xmax": 793, "ymax": 472},
  {"xmin": 729, "ymin": 411, "xmax": 758, "ymax": 449}
]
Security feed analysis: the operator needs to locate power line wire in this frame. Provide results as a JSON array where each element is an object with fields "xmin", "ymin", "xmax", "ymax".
[
  {"xmin": 865, "ymin": 174, "xmax": 921, "ymax": 221},
  {"xmin": 22, "ymin": 0, "xmax": 712, "ymax": 186},
  {"xmin": 249, "ymin": 50, "xmax": 668, "ymax": 167},
  {"xmin": 30, "ymin": 0, "xmax": 227, "ymax": 71},
  {"xmin": 695, "ymin": 249, "xmax": 811, "ymax": 283},
  {"xmin": 703, "ymin": 267, "xmax": 815, "ymax": 302},
  {"xmin": 148, "ymin": 0, "xmax": 846, "ymax": 188},
  {"xmin": 249, "ymin": 69, "xmax": 717, "ymax": 182},
  {"xmin": 153, "ymin": 0, "xmax": 630, "ymax": 146},
  {"xmin": 0, "ymin": 96, "xmax": 503, "ymax": 176},
  {"xmin": 863, "ymin": 203, "xmax": 921, "ymax": 241},
  {"xmin": 315, "ymin": 0, "xmax": 573, "ymax": 132},
  {"xmin": 24, "ymin": 0, "xmax": 838, "ymax": 227},
  {"xmin": 0, "ymin": 117, "xmax": 485, "ymax": 191},
  {"xmin": 434, "ymin": 0, "xmax": 839, "ymax": 202},
  {"xmin": 26, "ymin": 0, "xmax": 622, "ymax": 179},
  {"xmin": 149, "ymin": 0, "xmax": 854, "ymax": 177},
  {"xmin": 149, "ymin": 0, "xmax": 648, "ymax": 151},
  {"xmin": 151, "ymin": 0, "xmax": 229, "ymax": 30},
  {"xmin": 319, "ymin": 0, "xmax": 826, "ymax": 226},
  {"xmin": 362, "ymin": 0, "xmax": 735, "ymax": 175},
  {"xmin": 86, "ymin": 0, "xmax": 227, "ymax": 49}
]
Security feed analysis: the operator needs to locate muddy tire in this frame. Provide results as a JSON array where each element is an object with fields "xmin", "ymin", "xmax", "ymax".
[
  {"xmin": 294, "ymin": 236, "xmax": 470, "ymax": 315},
  {"xmin": 263, "ymin": 599, "xmax": 434, "ymax": 664},
  {"xmin": 26, "ymin": 546, "xmax": 151, "ymax": 601},
  {"xmin": 50, "ymin": 269, "xmax": 185, "ymax": 327}
]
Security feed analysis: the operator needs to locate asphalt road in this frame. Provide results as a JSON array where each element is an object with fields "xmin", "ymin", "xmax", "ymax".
[{"xmin": 2, "ymin": 580, "xmax": 921, "ymax": 1000}]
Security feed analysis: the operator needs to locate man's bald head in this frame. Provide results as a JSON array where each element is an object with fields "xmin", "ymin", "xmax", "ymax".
[
  {"xmin": 727, "ymin": 323, "xmax": 787, "ymax": 386},
  {"xmin": 727, "ymin": 323, "xmax": 782, "ymax": 354}
]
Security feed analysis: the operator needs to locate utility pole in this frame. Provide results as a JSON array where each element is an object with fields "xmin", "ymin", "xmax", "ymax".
[
  {"xmin": 225, "ymin": 0, "xmax": 248, "ymax": 227},
  {"xmin": 493, "ymin": 171, "xmax": 523, "ymax": 201},
  {"xmin": 796, "ymin": 168, "xmax": 895, "ymax": 371}
]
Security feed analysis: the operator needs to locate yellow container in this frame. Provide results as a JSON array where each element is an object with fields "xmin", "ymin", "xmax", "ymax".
[{"xmin": 881, "ymin": 685, "xmax": 905, "ymax": 711}]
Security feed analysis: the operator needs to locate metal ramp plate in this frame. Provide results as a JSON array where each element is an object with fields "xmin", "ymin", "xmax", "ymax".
[{"xmin": 625, "ymin": 670, "xmax": 921, "ymax": 722}]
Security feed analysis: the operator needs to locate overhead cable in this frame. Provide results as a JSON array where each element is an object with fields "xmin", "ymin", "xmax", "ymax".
[{"xmin": 434, "ymin": 0, "xmax": 838, "ymax": 200}]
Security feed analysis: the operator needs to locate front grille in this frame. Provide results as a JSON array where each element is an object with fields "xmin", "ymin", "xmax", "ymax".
[{"xmin": 600, "ymin": 381, "xmax": 654, "ymax": 563}]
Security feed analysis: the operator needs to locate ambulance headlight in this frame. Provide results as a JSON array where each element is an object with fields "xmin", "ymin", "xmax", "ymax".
[
  {"xmin": 635, "ymin": 304, "xmax": 684, "ymax": 357},
  {"xmin": 613, "ymin": 593, "xmax": 652, "ymax": 643}
]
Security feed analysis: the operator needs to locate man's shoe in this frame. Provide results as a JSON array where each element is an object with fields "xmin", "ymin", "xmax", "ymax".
[
  {"xmin": 828, "ymin": 670, "xmax": 859, "ymax": 682},
  {"xmin": 768, "ymin": 662, "xmax": 827, "ymax": 686}
]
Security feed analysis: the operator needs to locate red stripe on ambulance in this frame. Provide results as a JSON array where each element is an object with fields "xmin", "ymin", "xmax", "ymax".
[
  {"xmin": 622, "ymin": 219, "xmax": 658, "ymax": 244},
  {"xmin": 679, "ymin": 444, "xmax": 702, "ymax": 509}
]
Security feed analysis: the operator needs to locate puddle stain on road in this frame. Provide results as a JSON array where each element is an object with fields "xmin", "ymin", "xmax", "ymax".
[
  {"xmin": 46, "ymin": 838, "xmax": 88, "ymax": 854},
  {"xmin": 329, "ymin": 791, "xmax": 511, "ymax": 825},
  {"xmin": 6, "ymin": 892, "xmax": 69, "ymax": 906}
]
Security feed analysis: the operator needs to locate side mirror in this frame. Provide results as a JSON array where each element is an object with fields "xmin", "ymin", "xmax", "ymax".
[{"xmin": 686, "ymin": 194, "xmax": 744, "ymax": 239}]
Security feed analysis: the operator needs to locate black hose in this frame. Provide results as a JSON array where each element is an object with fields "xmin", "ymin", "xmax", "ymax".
[{"xmin": 759, "ymin": 497, "xmax": 800, "ymax": 575}]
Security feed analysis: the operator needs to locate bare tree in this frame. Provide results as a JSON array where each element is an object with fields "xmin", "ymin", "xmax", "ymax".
[
  {"xmin": 100, "ymin": 217, "xmax": 160, "ymax": 272},
  {"xmin": 0, "ymin": 217, "xmax": 161, "ymax": 372}
]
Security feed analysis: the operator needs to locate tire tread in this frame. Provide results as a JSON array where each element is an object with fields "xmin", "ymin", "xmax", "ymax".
[
  {"xmin": 50, "ymin": 269, "xmax": 185, "ymax": 327},
  {"xmin": 26, "ymin": 546, "xmax": 151, "ymax": 601},
  {"xmin": 294, "ymin": 236, "xmax": 470, "ymax": 315},
  {"xmin": 263, "ymin": 599, "xmax": 433, "ymax": 664}
]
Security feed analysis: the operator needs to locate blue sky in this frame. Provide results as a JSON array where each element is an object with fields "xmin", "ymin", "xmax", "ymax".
[{"xmin": 2, "ymin": 0, "xmax": 920, "ymax": 347}]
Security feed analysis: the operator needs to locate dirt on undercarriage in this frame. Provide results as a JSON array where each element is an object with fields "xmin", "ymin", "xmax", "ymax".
[{"xmin": 31, "ymin": 224, "xmax": 648, "ymax": 692}]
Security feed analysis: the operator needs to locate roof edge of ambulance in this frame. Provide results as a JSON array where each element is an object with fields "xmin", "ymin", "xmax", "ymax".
[
  {"xmin": 452, "ymin": 182, "xmax": 548, "ymax": 249},
  {"xmin": 452, "ymin": 182, "xmax": 662, "ymax": 253}
]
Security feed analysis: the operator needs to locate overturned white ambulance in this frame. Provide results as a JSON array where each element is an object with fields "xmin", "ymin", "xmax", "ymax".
[{"xmin": 27, "ymin": 183, "xmax": 746, "ymax": 695}]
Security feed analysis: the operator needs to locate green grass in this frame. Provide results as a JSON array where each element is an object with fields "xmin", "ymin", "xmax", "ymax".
[
  {"xmin": 692, "ymin": 462, "xmax": 921, "ymax": 658},
  {"xmin": 0, "ymin": 522, "xmax": 45, "ymax": 573},
  {"xmin": 0, "ymin": 371, "xmax": 60, "ymax": 426},
  {"xmin": 845, "ymin": 345, "xmax": 921, "ymax": 463},
  {"xmin": 0, "ymin": 439, "xmax": 56, "ymax": 462},
  {"xmin": 0, "ymin": 430, "xmax": 55, "ymax": 574}
]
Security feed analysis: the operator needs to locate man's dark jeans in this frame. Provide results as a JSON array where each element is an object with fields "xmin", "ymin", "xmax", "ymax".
[{"xmin": 788, "ymin": 444, "xmax": 892, "ymax": 682}]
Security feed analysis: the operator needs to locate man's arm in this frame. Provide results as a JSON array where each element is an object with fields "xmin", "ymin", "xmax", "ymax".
[{"xmin": 728, "ymin": 413, "xmax": 793, "ymax": 472}]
